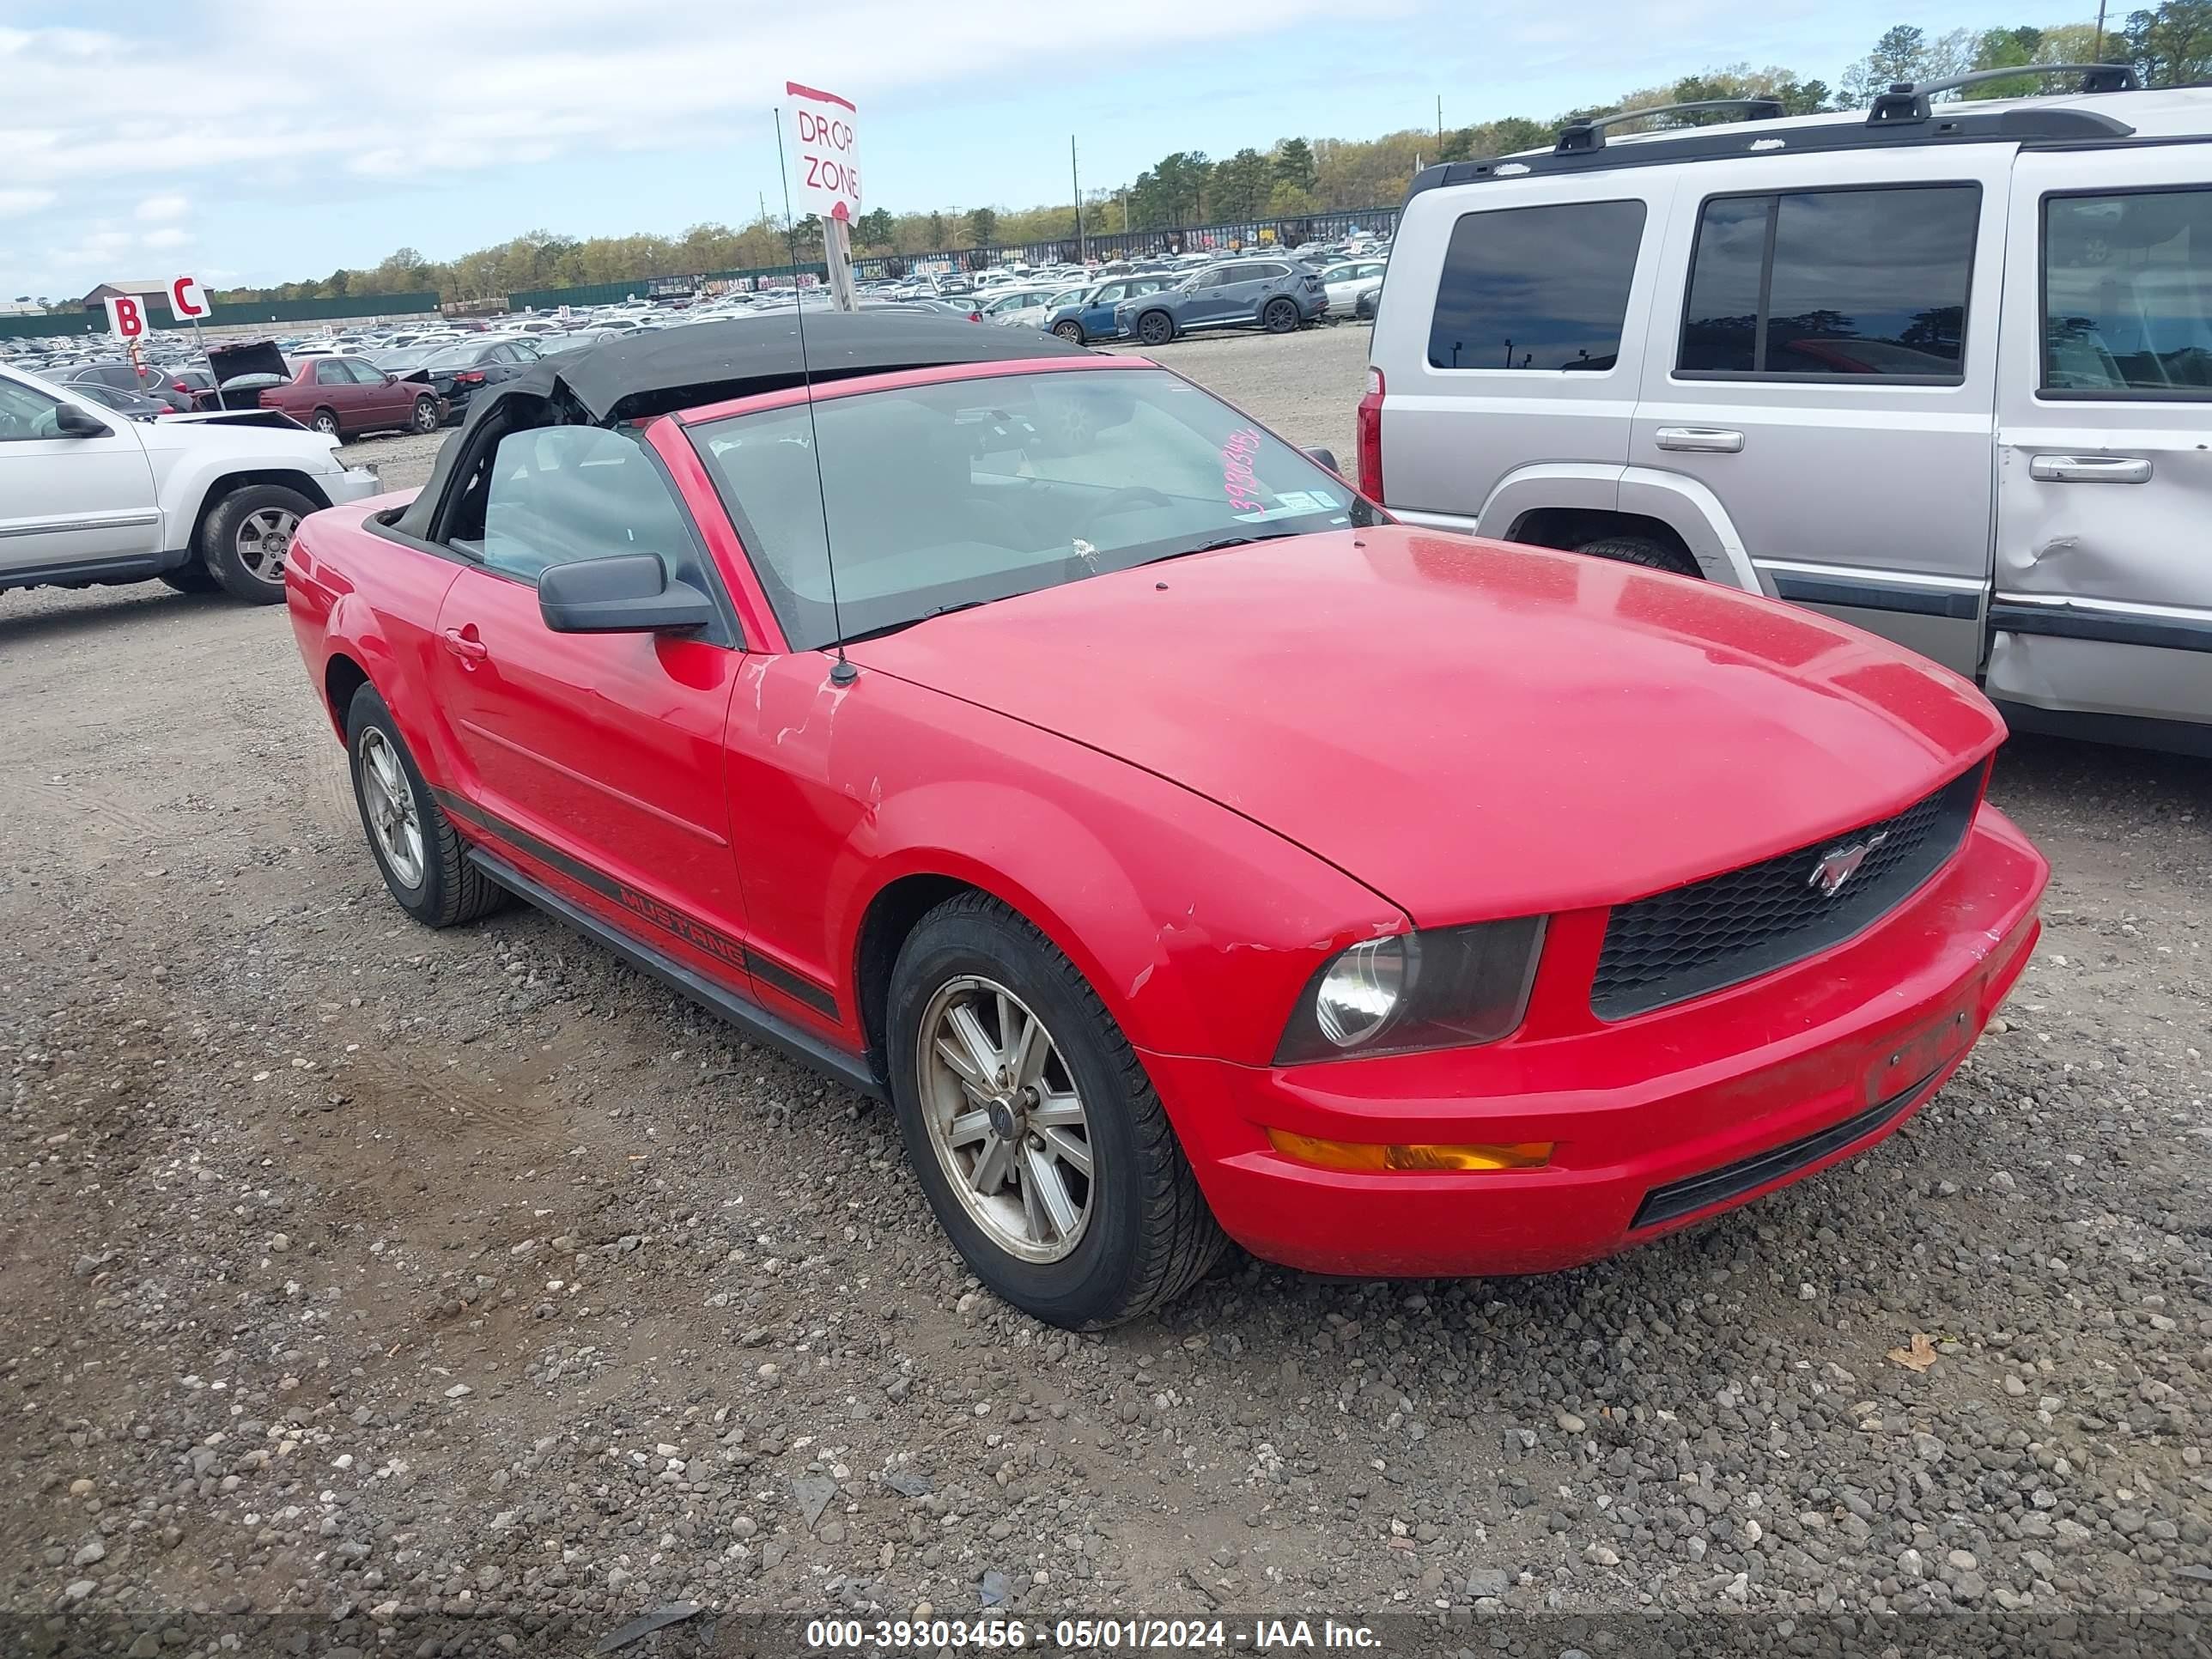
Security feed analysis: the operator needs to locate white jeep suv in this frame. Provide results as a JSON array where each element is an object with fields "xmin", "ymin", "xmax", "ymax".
[
  {"xmin": 0, "ymin": 362, "xmax": 381, "ymax": 605},
  {"xmin": 1364, "ymin": 70, "xmax": 2212, "ymax": 756}
]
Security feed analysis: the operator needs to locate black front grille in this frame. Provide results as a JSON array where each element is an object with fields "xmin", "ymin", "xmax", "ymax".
[{"xmin": 1592, "ymin": 765, "xmax": 1984, "ymax": 1020}]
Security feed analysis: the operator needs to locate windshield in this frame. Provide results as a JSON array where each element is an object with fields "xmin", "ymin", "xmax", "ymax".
[
  {"xmin": 690, "ymin": 366, "xmax": 1376, "ymax": 650},
  {"xmin": 377, "ymin": 345, "xmax": 446, "ymax": 370}
]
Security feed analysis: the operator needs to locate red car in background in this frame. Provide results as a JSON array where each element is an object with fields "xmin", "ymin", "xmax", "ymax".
[
  {"xmin": 283, "ymin": 316, "xmax": 2046, "ymax": 1329},
  {"xmin": 256, "ymin": 353, "xmax": 446, "ymax": 439}
]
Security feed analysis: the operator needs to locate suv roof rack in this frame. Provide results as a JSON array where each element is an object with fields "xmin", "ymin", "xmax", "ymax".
[
  {"xmin": 1556, "ymin": 98, "xmax": 1784, "ymax": 154},
  {"xmin": 1405, "ymin": 99, "xmax": 2138, "ymax": 203},
  {"xmin": 1869, "ymin": 63, "xmax": 2142, "ymax": 125}
]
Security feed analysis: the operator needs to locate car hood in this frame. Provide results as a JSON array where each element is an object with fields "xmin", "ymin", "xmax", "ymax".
[
  {"xmin": 845, "ymin": 528, "xmax": 2005, "ymax": 922},
  {"xmin": 137, "ymin": 413, "xmax": 343, "ymax": 468}
]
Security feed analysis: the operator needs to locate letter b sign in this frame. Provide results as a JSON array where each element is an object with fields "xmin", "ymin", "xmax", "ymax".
[{"xmin": 104, "ymin": 295, "xmax": 147, "ymax": 341}]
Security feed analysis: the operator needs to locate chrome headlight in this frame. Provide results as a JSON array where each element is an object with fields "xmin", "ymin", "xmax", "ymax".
[{"xmin": 1276, "ymin": 918, "xmax": 1547, "ymax": 1064}]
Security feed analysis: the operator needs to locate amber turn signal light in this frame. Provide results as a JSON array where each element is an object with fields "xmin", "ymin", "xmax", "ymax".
[{"xmin": 1266, "ymin": 1128, "xmax": 1553, "ymax": 1173}]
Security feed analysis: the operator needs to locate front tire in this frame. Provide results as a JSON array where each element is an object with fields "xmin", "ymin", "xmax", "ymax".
[
  {"xmin": 1052, "ymin": 320, "xmax": 1086, "ymax": 344},
  {"xmin": 198, "ymin": 483, "xmax": 317, "ymax": 604},
  {"xmin": 886, "ymin": 892, "xmax": 1224, "ymax": 1328},
  {"xmin": 1134, "ymin": 309, "xmax": 1176, "ymax": 348},
  {"xmin": 343, "ymin": 684, "xmax": 508, "ymax": 928},
  {"xmin": 411, "ymin": 395, "xmax": 440, "ymax": 433},
  {"xmin": 1261, "ymin": 297, "xmax": 1299, "ymax": 333}
]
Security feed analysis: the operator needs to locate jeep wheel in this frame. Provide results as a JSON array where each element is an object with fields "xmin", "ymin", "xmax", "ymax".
[
  {"xmin": 1573, "ymin": 534, "xmax": 1701, "ymax": 579},
  {"xmin": 1261, "ymin": 297, "xmax": 1300, "ymax": 333},
  {"xmin": 199, "ymin": 483, "xmax": 317, "ymax": 604},
  {"xmin": 886, "ymin": 892, "xmax": 1225, "ymax": 1328},
  {"xmin": 1134, "ymin": 309, "xmax": 1176, "ymax": 348}
]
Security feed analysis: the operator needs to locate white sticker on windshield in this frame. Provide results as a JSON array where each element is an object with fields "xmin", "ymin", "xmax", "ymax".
[{"xmin": 1310, "ymin": 489, "xmax": 1340, "ymax": 509}]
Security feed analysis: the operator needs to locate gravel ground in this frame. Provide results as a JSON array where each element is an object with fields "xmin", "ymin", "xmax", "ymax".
[{"xmin": 1, "ymin": 323, "xmax": 2207, "ymax": 1656}]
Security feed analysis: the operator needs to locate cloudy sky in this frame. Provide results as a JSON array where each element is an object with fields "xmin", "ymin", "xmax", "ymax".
[{"xmin": 4, "ymin": 1, "xmax": 2063, "ymax": 300}]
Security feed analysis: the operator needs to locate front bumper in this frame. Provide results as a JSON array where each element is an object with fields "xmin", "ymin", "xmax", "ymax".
[
  {"xmin": 1146, "ymin": 804, "xmax": 2046, "ymax": 1278},
  {"xmin": 323, "ymin": 465, "xmax": 383, "ymax": 507}
]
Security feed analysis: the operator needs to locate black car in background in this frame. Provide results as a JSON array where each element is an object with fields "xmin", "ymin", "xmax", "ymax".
[{"xmin": 414, "ymin": 338, "xmax": 539, "ymax": 422}]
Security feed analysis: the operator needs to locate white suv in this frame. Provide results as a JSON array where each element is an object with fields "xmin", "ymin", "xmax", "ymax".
[
  {"xmin": 1364, "ymin": 70, "xmax": 2212, "ymax": 755},
  {"xmin": 0, "ymin": 362, "xmax": 382, "ymax": 604}
]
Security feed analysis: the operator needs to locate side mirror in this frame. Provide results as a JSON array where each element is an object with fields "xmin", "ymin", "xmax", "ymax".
[
  {"xmin": 54, "ymin": 403, "xmax": 108, "ymax": 438},
  {"xmin": 538, "ymin": 554, "xmax": 715, "ymax": 635},
  {"xmin": 1303, "ymin": 446, "xmax": 1342, "ymax": 475},
  {"xmin": 381, "ymin": 372, "xmax": 397, "ymax": 385}
]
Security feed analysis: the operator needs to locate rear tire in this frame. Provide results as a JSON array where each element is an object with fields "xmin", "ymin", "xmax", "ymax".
[
  {"xmin": 1574, "ymin": 534, "xmax": 1701, "ymax": 578},
  {"xmin": 198, "ymin": 483, "xmax": 318, "ymax": 604},
  {"xmin": 310, "ymin": 407, "xmax": 340, "ymax": 438},
  {"xmin": 158, "ymin": 559, "xmax": 222, "ymax": 594},
  {"xmin": 343, "ymin": 684, "xmax": 508, "ymax": 928},
  {"xmin": 886, "ymin": 891, "xmax": 1225, "ymax": 1328},
  {"xmin": 1261, "ymin": 297, "xmax": 1299, "ymax": 333},
  {"xmin": 1134, "ymin": 310, "xmax": 1176, "ymax": 348}
]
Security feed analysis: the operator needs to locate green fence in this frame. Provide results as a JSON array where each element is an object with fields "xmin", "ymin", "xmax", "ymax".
[{"xmin": 0, "ymin": 290, "xmax": 441, "ymax": 342}]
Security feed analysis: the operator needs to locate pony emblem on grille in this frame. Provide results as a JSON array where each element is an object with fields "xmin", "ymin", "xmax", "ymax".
[{"xmin": 1809, "ymin": 830, "xmax": 1890, "ymax": 897}]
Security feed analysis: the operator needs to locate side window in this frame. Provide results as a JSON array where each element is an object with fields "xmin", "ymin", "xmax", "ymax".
[
  {"xmin": 1679, "ymin": 185, "xmax": 1980, "ymax": 380},
  {"xmin": 1427, "ymin": 199, "xmax": 1647, "ymax": 371},
  {"xmin": 0, "ymin": 377, "xmax": 66, "ymax": 441},
  {"xmin": 479, "ymin": 426, "xmax": 725, "ymax": 627},
  {"xmin": 315, "ymin": 359, "xmax": 350, "ymax": 385},
  {"xmin": 2043, "ymin": 187, "xmax": 2212, "ymax": 397}
]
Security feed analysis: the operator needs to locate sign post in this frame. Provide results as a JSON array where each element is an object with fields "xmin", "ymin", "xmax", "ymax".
[
  {"xmin": 785, "ymin": 82, "xmax": 861, "ymax": 313},
  {"xmin": 170, "ymin": 275, "xmax": 214, "ymax": 409}
]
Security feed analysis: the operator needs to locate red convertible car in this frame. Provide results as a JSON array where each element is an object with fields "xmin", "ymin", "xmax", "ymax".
[{"xmin": 284, "ymin": 315, "xmax": 2046, "ymax": 1328}]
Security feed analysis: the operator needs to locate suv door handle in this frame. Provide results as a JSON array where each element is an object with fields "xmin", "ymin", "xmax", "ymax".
[
  {"xmin": 2029, "ymin": 454, "xmax": 2153, "ymax": 484},
  {"xmin": 1656, "ymin": 427, "xmax": 1746, "ymax": 453},
  {"xmin": 441, "ymin": 626, "xmax": 489, "ymax": 665}
]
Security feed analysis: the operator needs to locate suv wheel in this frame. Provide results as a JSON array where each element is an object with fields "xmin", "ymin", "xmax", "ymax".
[
  {"xmin": 1573, "ymin": 534, "xmax": 1701, "ymax": 579},
  {"xmin": 198, "ymin": 483, "xmax": 317, "ymax": 604},
  {"xmin": 1134, "ymin": 310, "xmax": 1176, "ymax": 348},
  {"xmin": 1261, "ymin": 297, "xmax": 1300, "ymax": 333},
  {"xmin": 344, "ymin": 684, "xmax": 509, "ymax": 927},
  {"xmin": 886, "ymin": 892, "xmax": 1225, "ymax": 1328}
]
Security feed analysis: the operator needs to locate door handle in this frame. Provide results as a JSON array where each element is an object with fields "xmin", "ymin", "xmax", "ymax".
[
  {"xmin": 441, "ymin": 627, "xmax": 489, "ymax": 665},
  {"xmin": 1655, "ymin": 426, "xmax": 1746, "ymax": 453},
  {"xmin": 2029, "ymin": 453, "xmax": 2152, "ymax": 484}
]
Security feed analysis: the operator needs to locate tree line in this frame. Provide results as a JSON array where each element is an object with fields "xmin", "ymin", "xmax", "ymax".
[{"xmin": 213, "ymin": 6, "xmax": 2212, "ymax": 307}]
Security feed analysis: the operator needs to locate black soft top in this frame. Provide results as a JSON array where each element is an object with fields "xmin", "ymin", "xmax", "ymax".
[{"xmin": 392, "ymin": 312, "xmax": 1091, "ymax": 542}]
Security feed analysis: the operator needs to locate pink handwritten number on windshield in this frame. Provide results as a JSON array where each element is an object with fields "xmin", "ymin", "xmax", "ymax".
[{"xmin": 1220, "ymin": 427, "xmax": 1267, "ymax": 514}]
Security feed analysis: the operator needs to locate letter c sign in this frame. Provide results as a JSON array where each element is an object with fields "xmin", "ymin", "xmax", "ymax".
[{"xmin": 171, "ymin": 276, "xmax": 209, "ymax": 319}]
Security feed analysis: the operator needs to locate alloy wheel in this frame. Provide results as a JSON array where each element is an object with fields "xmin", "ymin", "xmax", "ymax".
[
  {"xmin": 313, "ymin": 411, "xmax": 339, "ymax": 436},
  {"xmin": 233, "ymin": 507, "xmax": 301, "ymax": 584},
  {"xmin": 356, "ymin": 727, "xmax": 425, "ymax": 890},
  {"xmin": 413, "ymin": 398, "xmax": 439, "ymax": 432},
  {"xmin": 916, "ymin": 975, "xmax": 1094, "ymax": 1263}
]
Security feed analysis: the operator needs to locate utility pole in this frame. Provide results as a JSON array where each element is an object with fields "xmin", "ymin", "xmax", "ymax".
[
  {"xmin": 1071, "ymin": 135, "xmax": 1084, "ymax": 264},
  {"xmin": 2092, "ymin": 0, "xmax": 2108, "ymax": 60},
  {"xmin": 1437, "ymin": 94, "xmax": 1444, "ymax": 143}
]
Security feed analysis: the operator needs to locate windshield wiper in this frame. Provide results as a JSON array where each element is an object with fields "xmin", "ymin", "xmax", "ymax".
[
  {"xmin": 836, "ymin": 599, "xmax": 991, "ymax": 646},
  {"xmin": 1146, "ymin": 529, "xmax": 1301, "ymax": 565}
]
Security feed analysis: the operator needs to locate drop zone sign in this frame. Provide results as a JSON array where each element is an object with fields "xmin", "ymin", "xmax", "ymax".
[{"xmin": 786, "ymin": 82, "xmax": 860, "ymax": 223}]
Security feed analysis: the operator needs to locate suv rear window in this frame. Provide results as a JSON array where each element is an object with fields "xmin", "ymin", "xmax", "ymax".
[
  {"xmin": 2043, "ymin": 187, "xmax": 2212, "ymax": 398},
  {"xmin": 1426, "ymin": 200, "xmax": 1645, "ymax": 372},
  {"xmin": 1680, "ymin": 185, "xmax": 1980, "ymax": 380}
]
